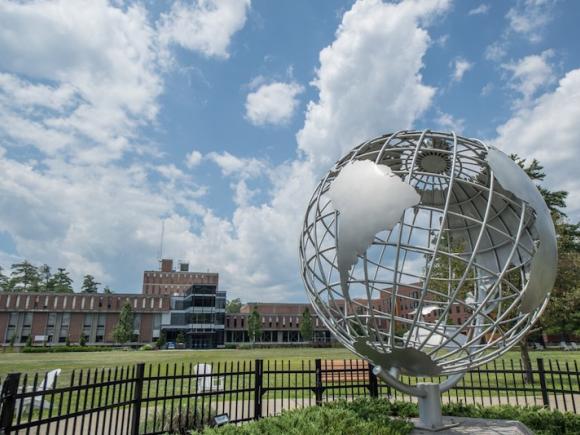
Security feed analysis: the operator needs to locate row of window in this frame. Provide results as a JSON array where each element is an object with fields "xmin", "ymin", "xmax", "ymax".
[
  {"xmin": 4, "ymin": 312, "xmax": 162, "ymax": 344},
  {"xmin": 170, "ymin": 312, "xmax": 225, "ymax": 326},
  {"xmin": 225, "ymin": 316, "xmax": 323, "ymax": 329},
  {"xmin": 3, "ymin": 294, "xmax": 164, "ymax": 311},
  {"xmin": 225, "ymin": 330, "xmax": 331, "ymax": 343}
]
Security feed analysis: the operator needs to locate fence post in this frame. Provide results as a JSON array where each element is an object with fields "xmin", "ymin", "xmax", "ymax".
[
  {"xmin": 537, "ymin": 358, "xmax": 550, "ymax": 408},
  {"xmin": 368, "ymin": 363, "xmax": 379, "ymax": 398},
  {"xmin": 130, "ymin": 363, "xmax": 145, "ymax": 435},
  {"xmin": 254, "ymin": 359, "xmax": 263, "ymax": 420},
  {"xmin": 0, "ymin": 372, "xmax": 20, "ymax": 435},
  {"xmin": 315, "ymin": 359, "xmax": 324, "ymax": 406}
]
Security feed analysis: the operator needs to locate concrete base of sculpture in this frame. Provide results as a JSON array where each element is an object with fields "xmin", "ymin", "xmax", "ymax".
[{"xmin": 410, "ymin": 416, "xmax": 533, "ymax": 434}]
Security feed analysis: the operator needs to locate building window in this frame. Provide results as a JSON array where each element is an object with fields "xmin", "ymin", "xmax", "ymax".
[
  {"xmin": 83, "ymin": 314, "xmax": 93, "ymax": 341},
  {"xmin": 5, "ymin": 313, "xmax": 18, "ymax": 343},
  {"xmin": 133, "ymin": 314, "xmax": 141, "ymax": 341},
  {"xmin": 46, "ymin": 313, "xmax": 57, "ymax": 343},
  {"xmin": 96, "ymin": 314, "xmax": 106, "ymax": 343},
  {"xmin": 20, "ymin": 312, "xmax": 33, "ymax": 344},
  {"xmin": 59, "ymin": 313, "xmax": 70, "ymax": 343}
]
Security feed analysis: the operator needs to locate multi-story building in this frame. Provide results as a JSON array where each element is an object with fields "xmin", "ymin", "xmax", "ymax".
[
  {"xmin": 0, "ymin": 268, "xmax": 471, "ymax": 348},
  {"xmin": 142, "ymin": 259, "xmax": 219, "ymax": 296},
  {"xmin": 0, "ymin": 292, "xmax": 169, "ymax": 345},
  {"xmin": 0, "ymin": 260, "xmax": 227, "ymax": 348},
  {"xmin": 162, "ymin": 282, "xmax": 226, "ymax": 349},
  {"xmin": 225, "ymin": 303, "xmax": 331, "ymax": 344}
]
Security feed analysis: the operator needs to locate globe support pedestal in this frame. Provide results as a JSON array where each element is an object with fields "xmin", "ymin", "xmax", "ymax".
[
  {"xmin": 415, "ymin": 383, "xmax": 458, "ymax": 432},
  {"xmin": 376, "ymin": 369, "xmax": 463, "ymax": 432}
]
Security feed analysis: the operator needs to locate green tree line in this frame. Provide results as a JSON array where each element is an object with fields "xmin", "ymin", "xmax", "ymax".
[{"xmin": 0, "ymin": 260, "xmax": 113, "ymax": 294}]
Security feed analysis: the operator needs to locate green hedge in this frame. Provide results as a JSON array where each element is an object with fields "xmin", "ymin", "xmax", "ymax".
[
  {"xmin": 200, "ymin": 399, "xmax": 580, "ymax": 435},
  {"xmin": 201, "ymin": 399, "xmax": 413, "ymax": 435},
  {"xmin": 22, "ymin": 345, "xmax": 115, "ymax": 353}
]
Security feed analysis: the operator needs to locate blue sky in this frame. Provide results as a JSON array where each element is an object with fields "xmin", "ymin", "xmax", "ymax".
[{"xmin": 0, "ymin": 0, "xmax": 579, "ymax": 301}]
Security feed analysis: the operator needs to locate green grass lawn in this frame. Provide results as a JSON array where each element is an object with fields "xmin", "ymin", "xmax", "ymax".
[
  {"xmin": 1, "ymin": 347, "xmax": 577, "ymax": 379},
  {"xmin": 1, "ymin": 347, "xmax": 577, "ymax": 425}
]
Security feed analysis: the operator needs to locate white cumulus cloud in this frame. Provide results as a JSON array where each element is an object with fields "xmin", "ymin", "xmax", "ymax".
[
  {"xmin": 506, "ymin": 0, "xmax": 555, "ymax": 43},
  {"xmin": 493, "ymin": 68, "xmax": 580, "ymax": 217},
  {"xmin": 158, "ymin": 0, "xmax": 251, "ymax": 59},
  {"xmin": 451, "ymin": 58, "xmax": 473, "ymax": 82},
  {"xmin": 468, "ymin": 4, "xmax": 489, "ymax": 16},
  {"xmin": 297, "ymin": 0, "xmax": 449, "ymax": 167},
  {"xmin": 245, "ymin": 81, "xmax": 304, "ymax": 126},
  {"xmin": 502, "ymin": 50, "xmax": 555, "ymax": 106},
  {"xmin": 186, "ymin": 150, "xmax": 203, "ymax": 168}
]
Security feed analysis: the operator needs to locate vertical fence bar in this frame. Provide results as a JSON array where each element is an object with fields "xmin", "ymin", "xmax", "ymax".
[
  {"xmin": 537, "ymin": 358, "xmax": 550, "ymax": 408},
  {"xmin": 130, "ymin": 363, "xmax": 145, "ymax": 435},
  {"xmin": 368, "ymin": 363, "xmax": 378, "ymax": 399},
  {"xmin": 314, "ymin": 359, "xmax": 323, "ymax": 406},
  {"xmin": 0, "ymin": 372, "xmax": 20, "ymax": 435},
  {"xmin": 253, "ymin": 359, "xmax": 263, "ymax": 421}
]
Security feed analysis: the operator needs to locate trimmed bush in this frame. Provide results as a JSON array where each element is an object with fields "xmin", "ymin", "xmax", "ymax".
[
  {"xmin": 22, "ymin": 345, "xmax": 115, "ymax": 353},
  {"xmin": 139, "ymin": 344, "xmax": 155, "ymax": 351},
  {"xmin": 442, "ymin": 402, "xmax": 580, "ymax": 435},
  {"xmin": 199, "ymin": 398, "xmax": 580, "ymax": 435},
  {"xmin": 143, "ymin": 402, "xmax": 216, "ymax": 434},
  {"xmin": 201, "ymin": 399, "xmax": 413, "ymax": 435}
]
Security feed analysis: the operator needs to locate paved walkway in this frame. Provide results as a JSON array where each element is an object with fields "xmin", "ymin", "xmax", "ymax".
[{"xmin": 410, "ymin": 417, "xmax": 533, "ymax": 434}]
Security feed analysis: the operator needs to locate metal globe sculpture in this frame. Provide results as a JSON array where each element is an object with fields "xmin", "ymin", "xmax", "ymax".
[{"xmin": 299, "ymin": 130, "xmax": 557, "ymax": 430}]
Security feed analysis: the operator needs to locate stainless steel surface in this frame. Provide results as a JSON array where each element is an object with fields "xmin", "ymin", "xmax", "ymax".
[{"xmin": 299, "ymin": 130, "xmax": 556, "ymax": 378}]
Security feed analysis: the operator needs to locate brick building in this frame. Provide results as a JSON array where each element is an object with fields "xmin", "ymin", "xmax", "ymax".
[
  {"xmin": 142, "ymin": 259, "xmax": 218, "ymax": 296},
  {"xmin": 0, "ymin": 292, "xmax": 170, "ymax": 345},
  {"xmin": 225, "ymin": 303, "xmax": 331, "ymax": 344},
  {"xmin": 0, "ymin": 270, "xmax": 470, "ymax": 348}
]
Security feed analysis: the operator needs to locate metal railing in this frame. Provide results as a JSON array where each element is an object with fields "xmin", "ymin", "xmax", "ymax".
[{"xmin": 0, "ymin": 357, "xmax": 578, "ymax": 434}]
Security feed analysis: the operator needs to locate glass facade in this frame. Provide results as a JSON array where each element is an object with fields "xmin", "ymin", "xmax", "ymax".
[{"xmin": 162, "ymin": 285, "xmax": 226, "ymax": 349}]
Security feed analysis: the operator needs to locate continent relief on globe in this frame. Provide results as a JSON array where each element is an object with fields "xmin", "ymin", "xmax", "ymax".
[
  {"xmin": 486, "ymin": 148, "xmax": 558, "ymax": 313},
  {"xmin": 327, "ymin": 160, "xmax": 421, "ymax": 295}
]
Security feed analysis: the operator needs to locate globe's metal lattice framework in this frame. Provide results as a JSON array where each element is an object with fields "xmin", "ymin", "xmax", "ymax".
[{"xmin": 299, "ymin": 130, "xmax": 556, "ymax": 379}]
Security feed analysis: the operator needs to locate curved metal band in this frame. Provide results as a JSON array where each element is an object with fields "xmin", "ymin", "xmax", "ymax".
[{"xmin": 374, "ymin": 366, "xmax": 426, "ymax": 397}]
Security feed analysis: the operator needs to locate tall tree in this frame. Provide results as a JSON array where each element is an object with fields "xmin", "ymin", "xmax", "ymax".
[
  {"xmin": 0, "ymin": 266, "xmax": 8, "ymax": 292},
  {"xmin": 113, "ymin": 301, "xmax": 134, "ymax": 344},
  {"xmin": 38, "ymin": 264, "xmax": 54, "ymax": 292},
  {"xmin": 10, "ymin": 261, "xmax": 40, "ymax": 292},
  {"xmin": 247, "ymin": 307, "xmax": 261, "ymax": 345},
  {"xmin": 226, "ymin": 298, "xmax": 242, "ymax": 313},
  {"xmin": 540, "ymin": 222, "xmax": 580, "ymax": 339},
  {"xmin": 51, "ymin": 268, "xmax": 74, "ymax": 293},
  {"xmin": 511, "ymin": 155, "xmax": 571, "ymax": 381},
  {"xmin": 81, "ymin": 275, "xmax": 100, "ymax": 293},
  {"xmin": 103, "ymin": 286, "xmax": 113, "ymax": 294},
  {"xmin": 300, "ymin": 307, "xmax": 314, "ymax": 343}
]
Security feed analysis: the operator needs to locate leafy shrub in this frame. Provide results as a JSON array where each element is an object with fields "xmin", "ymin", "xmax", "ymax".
[
  {"xmin": 139, "ymin": 344, "xmax": 155, "ymax": 351},
  {"xmin": 441, "ymin": 402, "xmax": 580, "ymax": 435},
  {"xmin": 199, "ymin": 398, "xmax": 580, "ymax": 435},
  {"xmin": 143, "ymin": 402, "xmax": 216, "ymax": 434},
  {"xmin": 201, "ymin": 399, "xmax": 413, "ymax": 435},
  {"xmin": 22, "ymin": 345, "xmax": 114, "ymax": 353}
]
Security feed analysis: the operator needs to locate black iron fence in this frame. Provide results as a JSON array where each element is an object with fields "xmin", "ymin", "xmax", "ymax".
[{"xmin": 0, "ymin": 357, "xmax": 578, "ymax": 434}]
